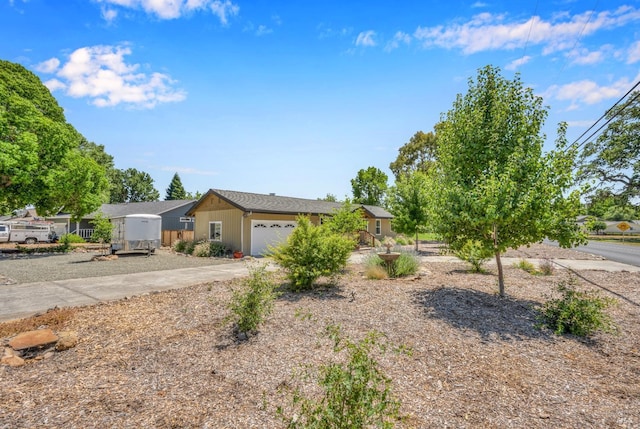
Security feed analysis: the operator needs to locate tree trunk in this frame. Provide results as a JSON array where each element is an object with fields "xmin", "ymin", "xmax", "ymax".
[
  {"xmin": 415, "ymin": 230, "xmax": 419, "ymax": 252},
  {"xmin": 493, "ymin": 224, "xmax": 505, "ymax": 297},
  {"xmin": 495, "ymin": 250, "xmax": 505, "ymax": 297}
]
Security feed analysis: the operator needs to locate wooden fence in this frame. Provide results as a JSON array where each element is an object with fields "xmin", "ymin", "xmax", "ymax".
[{"xmin": 162, "ymin": 230, "xmax": 194, "ymax": 247}]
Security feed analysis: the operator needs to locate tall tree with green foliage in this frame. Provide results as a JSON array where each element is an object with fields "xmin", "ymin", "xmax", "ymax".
[
  {"xmin": 578, "ymin": 90, "xmax": 640, "ymax": 199},
  {"xmin": 433, "ymin": 65, "xmax": 584, "ymax": 296},
  {"xmin": 351, "ymin": 166, "xmax": 388, "ymax": 206},
  {"xmin": 0, "ymin": 59, "xmax": 109, "ymax": 218},
  {"xmin": 109, "ymin": 168, "xmax": 160, "ymax": 203},
  {"xmin": 165, "ymin": 172, "xmax": 187, "ymax": 200},
  {"xmin": 387, "ymin": 171, "xmax": 431, "ymax": 251},
  {"xmin": 389, "ymin": 131, "xmax": 438, "ymax": 180}
]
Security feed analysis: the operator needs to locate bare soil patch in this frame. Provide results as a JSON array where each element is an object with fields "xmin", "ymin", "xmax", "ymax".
[{"xmin": 1, "ymin": 244, "xmax": 639, "ymax": 428}]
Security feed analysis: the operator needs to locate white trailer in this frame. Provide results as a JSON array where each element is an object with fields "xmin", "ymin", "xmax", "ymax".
[
  {"xmin": 0, "ymin": 222, "xmax": 57, "ymax": 244},
  {"xmin": 110, "ymin": 214, "xmax": 161, "ymax": 255}
]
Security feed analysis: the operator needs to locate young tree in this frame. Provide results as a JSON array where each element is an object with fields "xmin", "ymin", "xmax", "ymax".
[
  {"xmin": 0, "ymin": 60, "xmax": 108, "ymax": 218},
  {"xmin": 387, "ymin": 171, "xmax": 431, "ymax": 251},
  {"xmin": 389, "ymin": 131, "xmax": 438, "ymax": 180},
  {"xmin": 433, "ymin": 65, "xmax": 585, "ymax": 296},
  {"xmin": 578, "ymin": 90, "xmax": 640, "ymax": 199},
  {"xmin": 165, "ymin": 172, "xmax": 187, "ymax": 200},
  {"xmin": 109, "ymin": 168, "xmax": 160, "ymax": 203},
  {"xmin": 322, "ymin": 199, "xmax": 365, "ymax": 243},
  {"xmin": 351, "ymin": 166, "xmax": 388, "ymax": 206}
]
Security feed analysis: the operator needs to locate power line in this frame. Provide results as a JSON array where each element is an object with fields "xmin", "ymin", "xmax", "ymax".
[{"xmin": 570, "ymin": 79, "xmax": 640, "ymax": 150}]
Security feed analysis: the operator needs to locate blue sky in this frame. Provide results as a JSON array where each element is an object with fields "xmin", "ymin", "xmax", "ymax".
[{"xmin": 2, "ymin": 0, "xmax": 640, "ymax": 200}]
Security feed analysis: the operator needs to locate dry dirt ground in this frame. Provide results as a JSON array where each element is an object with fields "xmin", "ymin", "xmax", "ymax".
[{"xmin": 1, "ymin": 243, "xmax": 639, "ymax": 428}]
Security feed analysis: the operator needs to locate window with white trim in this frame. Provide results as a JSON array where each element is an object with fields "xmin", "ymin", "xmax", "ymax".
[
  {"xmin": 375, "ymin": 219, "xmax": 381, "ymax": 235},
  {"xmin": 209, "ymin": 221, "xmax": 222, "ymax": 241}
]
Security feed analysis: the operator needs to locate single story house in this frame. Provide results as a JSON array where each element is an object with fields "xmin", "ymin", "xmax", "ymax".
[
  {"xmin": 47, "ymin": 200, "xmax": 197, "ymax": 243},
  {"xmin": 186, "ymin": 189, "xmax": 394, "ymax": 256}
]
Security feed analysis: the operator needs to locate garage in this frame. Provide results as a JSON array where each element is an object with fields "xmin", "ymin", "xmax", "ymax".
[{"xmin": 250, "ymin": 220, "xmax": 297, "ymax": 256}]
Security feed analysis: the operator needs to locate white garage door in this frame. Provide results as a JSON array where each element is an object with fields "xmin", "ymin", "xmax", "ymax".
[{"xmin": 251, "ymin": 220, "xmax": 297, "ymax": 256}]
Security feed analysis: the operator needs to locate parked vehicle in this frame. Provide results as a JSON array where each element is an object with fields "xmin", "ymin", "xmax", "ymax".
[
  {"xmin": 0, "ymin": 222, "xmax": 58, "ymax": 244},
  {"xmin": 110, "ymin": 214, "xmax": 161, "ymax": 255}
]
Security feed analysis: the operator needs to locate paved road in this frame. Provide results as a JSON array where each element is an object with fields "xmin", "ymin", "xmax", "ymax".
[{"xmin": 545, "ymin": 239, "xmax": 640, "ymax": 267}]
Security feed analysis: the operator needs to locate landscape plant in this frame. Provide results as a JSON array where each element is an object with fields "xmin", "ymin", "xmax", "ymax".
[
  {"xmin": 228, "ymin": 263, "xmax": 280, "ymax": 336},
  {"xmin": 89, "ymin": 212, "xmax": 114, "ymax": 243},
  {"xmin": 432, "ymin": 65, "xmax": 585, "ymax": 296},
  {"xmin": 193, "ymin": 242, "xmax": 211, "ymax": 257},
  {"xmin": 514, "ymin": 258, "xmax": 537, "ymax": 274},
  {"xmin": 277, "ymin": 325, "xmax": 402, "ymax": 429},
  {"xmin": 59, "ymin": 233, "xmax": 85, "ymax": 243},
  {"xmin": 268, "ymin": 216, "xmax": 353, "ymax": 291},
  {"xmin": 537, "ymin": 279, "xmax": 617, "ymax": 337},
  {"xmin": 453, "ymin": 239, "xmax": 492, "ymax": 273}
]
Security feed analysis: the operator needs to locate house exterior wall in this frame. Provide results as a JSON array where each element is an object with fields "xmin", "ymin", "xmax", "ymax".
[
  {"xmin": 240, "ymin": 213, "xmax": 321, "ymax": 254},
  {"xmin": 161, "ymin": 204, "xmax": 196, "ymax": 231},
  {"xmin": 362, "ymin": 218, "xmax": 394, "ymax": 238}
]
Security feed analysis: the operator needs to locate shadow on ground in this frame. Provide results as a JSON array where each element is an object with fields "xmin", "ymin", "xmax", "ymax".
[{"xmin": 412, "ymin": 286, "xmax": 552, "ymax": 342}]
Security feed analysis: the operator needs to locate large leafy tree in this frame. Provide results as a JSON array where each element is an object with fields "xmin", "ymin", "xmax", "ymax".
[
  {"xmin": 0, "ymin": 59, "xmax": 108, "ymax": 218},
  {"xmin": 389, "ymin": 131, "xmax": 437, "ymax": 180},
  {"xmin": 432, "ymin": 65, "xmax": 584, "ymax": 296},
  {"xmin": 387, "ymin": 171, "xmax": 431, "ymax": 251},
  {"xmin": 578, "ymin": 90, "xmax": 640, "ymax": 199},
  {"xmin": 165, "ymin": 172, "xmax": 187, "ymax": 200},
  {"xmin": 110, "ymin": 168, "xmax": 160, "ymax": 203},
  {"xmin": 351, "ymin": 167, "xmax": 388, "ymax": 206}
]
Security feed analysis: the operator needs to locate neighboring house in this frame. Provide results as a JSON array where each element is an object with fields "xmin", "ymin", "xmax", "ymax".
[
  {"xmin": 186, "ymin": 189, "xmax": 394, "ymax": 256},
  {"xmin": 47, "ymin": 200, "xmax": 197, "ymax": 243}
]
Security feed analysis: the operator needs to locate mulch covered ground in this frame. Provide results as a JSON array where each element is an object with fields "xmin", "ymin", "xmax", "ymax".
[{"xmin": 1, "ymin": 243, "xmax": 638, "ymax": 428}]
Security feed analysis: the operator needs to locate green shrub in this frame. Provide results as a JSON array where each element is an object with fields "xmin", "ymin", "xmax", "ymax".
[
  {"xmin": 363, "ymin": 253, "xmax": 388, "ymax": 280},
  {"xmin": 537, "ymin": 279, "xmax": 617, "ymax": 337},
  {"xmin": 394, "ymin": 235, "xmax": 408, "ymax": 246},
  {"xmin": 277, "ymin": 325, "xmax": 402, "ymax": 429},
  {"xmin": 453, "ymin": 239, "xmax": 492, "ymax": 273},
  {"xmin": 209, "ymin": 241, "xmax": 228, "ymax": 257},
  {"xmin": 515, "ymin": 258, "xmax": 537, "ymax": 274},
  {"xmin": 89, "ymin": 212, "xmax": 114, "ymax": 243},
  {"xmin": 394, "ymin": 252, "xmax": 420, "ymax": 277},
  {"xmin": 59, "ymin": 233, "xmax": 85, "ymax": 244},
  {"xmin": 183, "ymin": 240, "xmax": 199, "ymax": 255},
  {"xmin": 269, "ymin": 216, "xmax": 353, "ymax": 291},
  {"xmin": 173, "ymin": 239, "xmax": 187, "ymax": 253},
  {"xmin": 228, "ymin": 264, "xmax": 280, "ymax": 335}
]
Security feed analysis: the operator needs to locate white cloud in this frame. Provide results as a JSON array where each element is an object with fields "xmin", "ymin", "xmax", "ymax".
[
  {"xmin": 101, "ymin": 7, "xmax": 118, "ymax": 22},
  {"xmin": 209, "ymin": 0, "xmax": 239, "ymax": 25},
  {"xmin": 505, "ymin": 55, "xmax": 531, "ymax": 70},
  {"xmin": 544, "ymin": 74, "xmax": 639, "ymax": 108},
  {"xmin": 566, "ymin": 45, "xmax": 612, "ymax": 65},
  {"xmin": 355, "ymin": 30, "xmax": 376, "ymax": 47},
  {"xmin": 413, "ymin": 6, "xmax": 640, "ymax": 55},
  {"xmin": 37, "ymin": 45, "xmax": 186, "ymax": 109},
  {"xmin": 628, "ymin": 41, "xmax": 640, "ymax": 63},
  {"xmin": 472, "ymin": 2, "xmax": 488, "ymax": 8},
  {"xmin": 384, "ymin": 31, "xmax": 411, "ymax": 52},
  {"xmin": 34, "ymin": 58, "xmax": 60, "ymax": 73},
  {"xmin": 256, "ymin": 25, "xmax": 272, "ymax": 36},
  {"xmin": 96, "ymin": 0, "xmax": 238, "ymax": 23}
]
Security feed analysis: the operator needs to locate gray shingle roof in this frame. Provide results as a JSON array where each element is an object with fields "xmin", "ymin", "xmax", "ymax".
[
  {"xmin": 190, "ymin": 189, "xmax": 393, "ymax": 218},
  {"xmin": 50, "ymin": 200, "xmax": 196, "ymax": 219}
]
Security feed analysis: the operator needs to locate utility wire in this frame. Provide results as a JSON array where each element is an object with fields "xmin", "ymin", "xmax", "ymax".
[{"xmin": 570, "ymin": 79, "xmax": 640, "ymax": 150}]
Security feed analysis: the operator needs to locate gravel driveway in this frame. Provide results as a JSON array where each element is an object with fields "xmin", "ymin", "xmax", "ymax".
[{"xmin": 0, "ymin": 249, "xmax": 235, "ymax": 285}]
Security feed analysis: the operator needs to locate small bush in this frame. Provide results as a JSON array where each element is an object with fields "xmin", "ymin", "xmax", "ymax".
[
  {"xmin": 269, "ymin": 216, "xmax": 353, "ymax": 291},
  {"xmin": 515, "ymin": 258, "xmax": 537, "ymax": 274},
  {"xmin": 172, "ymin": 239, "xmax": 186, "ymax": 253},
  {"xmin": 394, "ymin": 252, "xmax": 420, "ymax": 277},
  {"xmin": 537, "ymin": 279, "xmax": 617, "ymax": 337},
  {"xmin": 228, "ymin": 264, "xmax": 280, "ymax": 335},
  {"xmin": 183, "ymin": 240, "xmax": 199, "ymax": 255},
  {"xmin": 277, "ymin": 325, "xmax": 402, "ymax": 428},
  {"xmin": 209, "ymin": 241, "xmax": 228, "ymax": 257},
  {"xmin": 363, "ymin": 254, "xmax": 388, "ymax": 279},
  {"xmin": 453, "ymin": 239, "xmax": 492, "ymax": 273},
  {"xmin": 193, "ymin": 242, "xmax": 211, "ymax": 257},
  {"xmin": 59, "ymin": 233, "xmax": 85, "ymax": 243},
  {"xmin": 394, "ymin": 235, "xmax": 408, "ymax": 246},
  {"xmin": 539, "ymin": 258, "xmax": 555, "ymax": 276}
]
